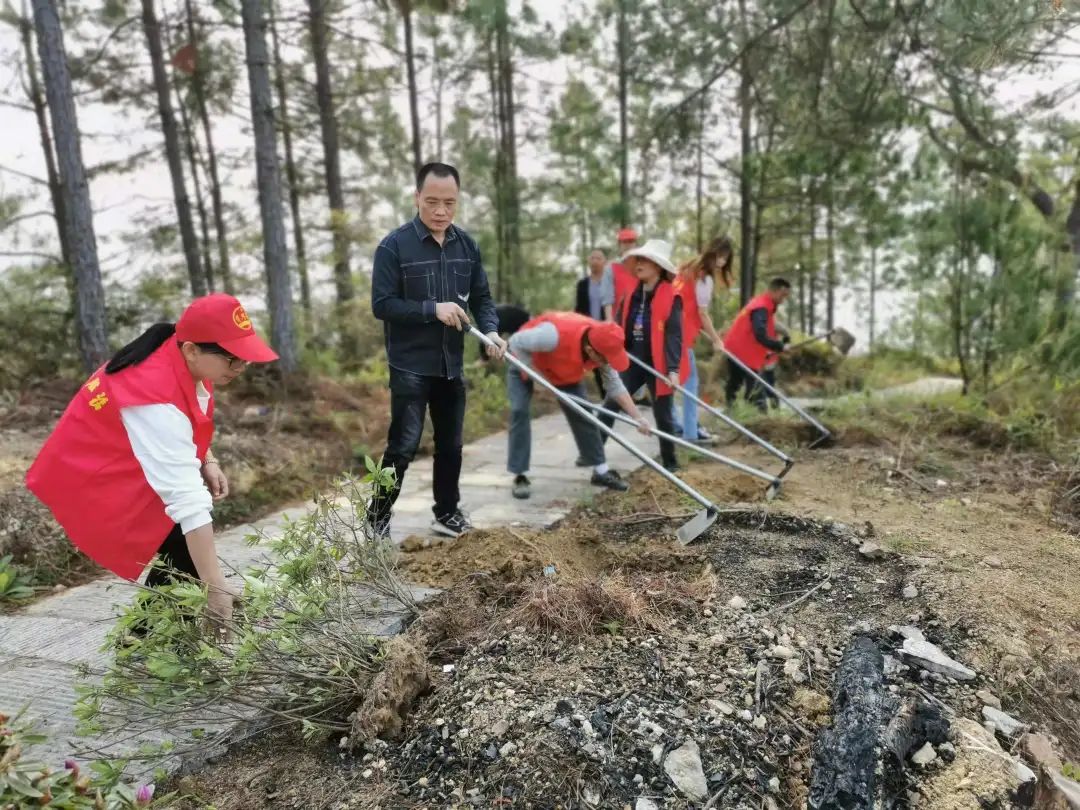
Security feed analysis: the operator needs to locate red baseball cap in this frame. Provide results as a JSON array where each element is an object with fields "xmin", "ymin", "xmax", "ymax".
[
  {"xmin": 616, "ymin": 228, "xmax": 638, "ymax": 242},
  {"xmin": 175, "ymin": 294, "xmax": 279, "ymax": 363},
  {"xmin": 586, "ymin": 323, "xmax": 629, "ymax": 372}
]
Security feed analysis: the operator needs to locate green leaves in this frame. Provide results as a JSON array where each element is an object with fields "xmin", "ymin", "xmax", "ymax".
[{"xmin": 0, "ymin": 554, "xmax": 35, "ymax": 602}]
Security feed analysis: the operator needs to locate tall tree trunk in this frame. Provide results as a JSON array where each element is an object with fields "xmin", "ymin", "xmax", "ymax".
[
  {"xmin": 141, "ymin": 0, "xmax": 206, "ymax": 297},
  {"xmin": 616, "ymin": 0, "xmax": 629, "ymax": 227},
  {"xmin": 185, "ymin": 0, "xmax": 232, "ymax": 293},
  {"xmin": 432, "ymin": 25, "xmax": 444, "ymax": 160},
  {"xmin": 31, "ymin": 0, "xmax": 109, "ymax": 371},
  {"xmin": 695, "ymin": 93, "xmax": 705, "ymax": 253},
  {"xmin": 163, "ymin": 17, "xmax": 215, "ymax": 291},
  {"xmin": 1054, "ymin": 176, "xmax": 1080, "ymax": 330},
  {"xmin": 807, "ymin": 185, "xmax": 817, "ymax": 334},
  {"xmin": 494, "ymin": 0, "xmax": 521, "ymax": 298},
  {"xmin": 20, "ymin": 10, "xmax": 70, "ymax": 271},
  {"xmin": 240, "ymin": 0, "xmax": 298, "ymax": 373},
  {"xmin": 737, "ymin": 0, "xmax": 753, "ymax": 305},
  {"xmin": 308, "ymin": 0, "xmax": 357, "ymax": 359},
  {"xmin": 270, "ymin": 0, "xmax": 310, "ymax": 317},
  {"xmin": 868, "ymin": 243, "xmax": 877, "ymax": 352},
  {"xmin": 486, "ymin": 33, "xmax": 505, "ymax": 300},
  {"xmin": 825, "ymin": 183, "xmax": 836, "ymax": 332},
  {"xmin": 401, "ymin": 0, "xmax": 423, "ymax": 173}
]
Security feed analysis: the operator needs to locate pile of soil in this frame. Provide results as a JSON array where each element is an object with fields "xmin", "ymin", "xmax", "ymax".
[{"xmin": 173, "ymin": 502, "xmax": 1073, "ymax": 809}]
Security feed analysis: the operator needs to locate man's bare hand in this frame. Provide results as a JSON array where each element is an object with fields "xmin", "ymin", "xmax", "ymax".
[
  {"xmin": 634, "ymin": 416, "xmax": 652, "ymax": 436},
  {"xmin": 435, "ymin": 302, "xmax": 470, "ymax": 331},
  {"xmin": 668, "ymin": 371, "xmax": 681, "ymax": 390},
  {"xmin": 485, "ymin": 332, "xmax": 507, "ymax": 360}
]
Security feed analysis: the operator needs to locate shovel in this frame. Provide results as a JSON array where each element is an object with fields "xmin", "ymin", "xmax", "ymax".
[
  {"xmin": 563, "ymin": 392, "xmax": 784, "ymax": 500},
  {"xmin": 470, "ymin": 327, "xmax": 722, "ymax": 545},
  {"xmin": 772, "ymin": 327, "xmax": 856, "ymax": 357}
]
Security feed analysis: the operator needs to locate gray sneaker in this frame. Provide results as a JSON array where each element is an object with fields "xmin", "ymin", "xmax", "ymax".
[
  {"xmin": 591, "ymin": 469, "xmax": 630, "ymax": 492},
  {"xmin": 512, "ymin": 474, "xmax": 531, "ymax": 500}
]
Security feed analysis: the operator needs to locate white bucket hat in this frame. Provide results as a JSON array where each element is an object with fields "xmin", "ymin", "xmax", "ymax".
[{"xmin": 622, "ymin": 238, "xmax": 677, "ymax": 278}]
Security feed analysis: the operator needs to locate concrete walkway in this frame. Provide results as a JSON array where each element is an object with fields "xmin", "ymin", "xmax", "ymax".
[
  {"xmin": 0, "ymin": 411, "xmax": 658, "ymax": 772},
  {"xmin": 791, "ymin": 376, "xmax": 963, "ymax": 410}
]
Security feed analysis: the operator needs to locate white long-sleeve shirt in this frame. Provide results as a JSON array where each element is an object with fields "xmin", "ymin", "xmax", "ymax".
[
  {"xmin": 119, "ymin": 382, "xmax": 213, "ymax": 534},
  {"xmin": 509, "ymin": 322, "xmax": 628, "ymax": 398}
]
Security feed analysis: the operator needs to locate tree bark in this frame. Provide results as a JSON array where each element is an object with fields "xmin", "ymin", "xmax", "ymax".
[
  {"xmin": 616, "ymin": 0, "xmax": 630, "ymax": 228},
  {"xmin": 163, "ymin": 16, "xmax": 215, "ymax": 291},
  {"xmin": 185, "ymin": 0, "xmax": 233, "ymax": 293},
  {"xmin": 31, "ymin": 0, "xmax": 109, "ymax": 372},
  {"xmin": 486, "ymin": 33, "xmax": 505, "ymax": 300},
  {"xmin": 270, "ymin": 0, "xmax": 310, "ymax": 317},
  {"xmin": 737, "ymin": 0, "xmax": 754, "ymax": 305},
  {"xmin": 868, "ymin": 243, "xmax": 876, "ymax": 351},
  {"xmin": 401, "ymin": 0, "xmax": 423, "ymax": 173},
  {"xmin": 493, "ymin": 0, "xmax": 521, "ymax": 299},
  {"xmin": 141, "ymin": 0, "xmax": 206, "ymax": 297},
  {"xmin": 240, "ymin": 0, "xmax": 298, "ymax": 373},
  {"xmin": 807, "ymin": 183, "xmax": 817, "ymax": 334},
  {"xmin": 308, "ymin": 0, "xmax": 358, "ymax": 359},
  {"xmin": 695, "ymin": 92, "xmax": 705, "ymax": 253},
  {"xmin": 826, "ymin": 183, "xmax": 836, "ymax": 332},
  {"xmin": 432, "ymin": 25, "xmax": 443, "ymax": 160}
]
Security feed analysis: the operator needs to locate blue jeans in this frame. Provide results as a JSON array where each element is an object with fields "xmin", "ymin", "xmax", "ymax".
[
  {"xmin": 507, "ymin": 367, "xmax": 605, "ymax": 474},
  {"xmin": 681, "ymin": 349, "xmax": 700, "ymax": 440}
]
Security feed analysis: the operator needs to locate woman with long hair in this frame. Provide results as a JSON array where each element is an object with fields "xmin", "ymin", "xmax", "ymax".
[
  {"xmin": 27, "ymin": 294, "xmax": 278, "ymax": 634},
  {"xmin": 674, "ymin": 236, "xmax": 734, "ymax": 444}
]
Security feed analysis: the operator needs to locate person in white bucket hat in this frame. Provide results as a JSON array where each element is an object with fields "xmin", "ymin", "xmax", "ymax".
[{"xmin": 598, "ymin": 238, "xmax": 690, "ymax": 472}]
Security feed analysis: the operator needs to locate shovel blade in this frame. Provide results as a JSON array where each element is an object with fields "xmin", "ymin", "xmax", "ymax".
[
  {"xmin": 676, "ymin": 508, "xmax": 718, "ymax": 546},
  {"xmin": 829, "ymin": 327, "xmax": 856, "ymax": 355}
]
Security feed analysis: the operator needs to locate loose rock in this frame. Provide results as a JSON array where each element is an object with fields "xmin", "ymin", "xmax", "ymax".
[
  {"xmin": 635, "ymin": 800, "xmax": 659, "ymax": 810},
  {"xmin": 902, "ymin": 584, "xmax": 919, "ymax": 599},
  {"xmin": 981, "ymin": 706, "xmax": 1028, "ymax": 738},
  {"xmin": 900, "ymin": 638, "xmax": 976, "ymax": 681},
  {"xmin": 858, "ymin": 541, "xmax": 889, "ymax": 560},
  {"xmin": 664, "ymin": 740, "xmax": 709, "ymax": 801},
  {"xmin": 975, "ymin": 689, "xmax": 1001, "ymax": 710},
  {"xmin": 728, "ymin": 595, "xmax": 747, "ymax": 610},
  {"xmin": 911, "ymin": 742, "xmax": 937, "ymax": 767}
]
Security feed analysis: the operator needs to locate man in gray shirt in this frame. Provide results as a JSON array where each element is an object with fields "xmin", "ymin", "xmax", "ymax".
[{"xmin": 506, "ymin": 312, "xmax": 649, "ymax": 500}]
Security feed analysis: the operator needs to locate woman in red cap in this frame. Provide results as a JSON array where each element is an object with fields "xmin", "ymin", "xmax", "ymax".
[{"xmin": 27, "ymin": 294, "xmax": 278, "ymax": 630}]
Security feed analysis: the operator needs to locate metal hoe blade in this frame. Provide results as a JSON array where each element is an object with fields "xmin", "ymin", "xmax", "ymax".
[{"xmin": 677, "ymin": 508, "xmax": 718, "ymax": 545}]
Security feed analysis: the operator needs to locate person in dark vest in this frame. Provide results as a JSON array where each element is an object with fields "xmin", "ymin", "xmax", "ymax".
[
  {"xmin": 723, "ymin": 277, "xmax": 791, "ymax": 410},
  {"xmin": 26, "ymin": 294, "xmax": 278, "ymax": 634},
  {"xmin": 369, "ymin": 162, "xmax": 507, "ymax": 540},
  {"xmin": 599, "ymin": 239, "xmax": 689, "ymax": 473},
  {"xmin": 506, "ymin": 313, "xmax": 648, "ymax": 500},
  {"xmin": 575, "ymin": 248, "xmax": 614, "ymax": 397}
]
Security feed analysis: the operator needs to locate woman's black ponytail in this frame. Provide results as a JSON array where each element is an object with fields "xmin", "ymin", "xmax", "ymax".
[{"xmin": 105, "ymin": 323, "xmax": 177, "ymax": 374}]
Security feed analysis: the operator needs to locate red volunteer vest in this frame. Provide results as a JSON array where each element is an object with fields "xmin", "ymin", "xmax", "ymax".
[
  {"xmin": 674, "ymin": 275, "xmax": 703, "ymax": 346},
  {"xmin": 618, "ymin": 280, "xmax": 690, "ymax": 396},
  {"xmin": 611, "ymin": 262, "xmax": 637, "ymax": 318},
  {"xmin": 26, "ymin": 341, "xmax": 214, "ymax": 580},
  {"xmin": 723, "ymin": 292, "xmax": 777, "ymax": 372},
  {"xmin": 519, "ymin": 312, "xmax": 597, "ymax": 387}
]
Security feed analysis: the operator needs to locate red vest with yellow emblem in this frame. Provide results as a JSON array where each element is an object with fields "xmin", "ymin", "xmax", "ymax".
[
  {"xmin": 26, "ymin": 340, "xmax": 214, "ymax": 580},
  {"xmin": 723, "ymin": 292, "xmax": 777, "ymax": 372},
  {"xmin": 618, "ymin": 280, "xmax": 690, "ymax": 396},
  {"xmin": 519, "ymin": 311, "xmax": 598, "ymax": 386}
]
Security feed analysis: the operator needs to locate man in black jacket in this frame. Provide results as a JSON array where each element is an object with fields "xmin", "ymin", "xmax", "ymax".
[{"xmin": 369, "ymin": 162, "xmax": 506, "ymax": 539}]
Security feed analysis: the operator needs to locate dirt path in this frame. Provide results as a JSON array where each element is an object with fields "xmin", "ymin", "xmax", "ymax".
[{"xmin": 791, "ymin": 375, "xmax": 963, "ymax": 409}]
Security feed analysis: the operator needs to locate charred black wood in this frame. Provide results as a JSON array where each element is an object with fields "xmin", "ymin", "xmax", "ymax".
[{"xmin": 808, "ymin": 634, "xmax": 885, "ymax": 810}]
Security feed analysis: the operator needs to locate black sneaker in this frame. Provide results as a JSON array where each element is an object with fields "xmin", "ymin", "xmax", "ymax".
[
  {"xmin": 512, "ymin": 474, "xmax": 531, "ymax": 500},
  {"xmin": 432, "ymin": 509, "xmax": 472, "ymax": 538},
  {"xmin": 591, "ymin": 469, "xmax": 630, "ymax": 492},
  {"xmin": 663, "ymin": 460, "xmax": 681, "ymax": 474},
  {"xmin": 365, "ymin": 515, "xmax": 391, "ymax": 541},
  {"xmin": 575, "ymin": 457, "xmax": 591, "ymax": 468}
]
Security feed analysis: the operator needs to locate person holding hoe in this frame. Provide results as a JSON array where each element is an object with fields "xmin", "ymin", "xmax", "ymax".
[
  {"xmin": 723, "ymin": 277, "xmax": 792, "ymax": 410},
  {"xmin": 506, "ymin": 312, "xmax": 650, "ymax": 500},
  {"xmin": 369, "ymin": 162, "xmax": 507, "ymax": 540},
  {"xmin": 600, "ymin": 238, "xmax": 689, "ymax": 472},
  {"xmin": 674, "ymin": 236, "xmax": 734, "ymax": 445},
  {"xmin": 26, "ymin": 294, "xmax": 279, "ymax": 633}
]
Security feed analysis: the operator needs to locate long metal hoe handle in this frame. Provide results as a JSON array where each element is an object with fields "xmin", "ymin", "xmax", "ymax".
[
  {"xmin": 720, "ymin": 347, "xmax": 831, "ymax": 439},
  {"xmin": 469, "ymin": 327, "xmax": 717, "ymax": 512},
  {"xmin": 625, "ymin": 354, "xmax": 792, "ymax": 464},
  {"xmin": 563, "ymin": 392, "xmax": 780, "ymax": 487}
]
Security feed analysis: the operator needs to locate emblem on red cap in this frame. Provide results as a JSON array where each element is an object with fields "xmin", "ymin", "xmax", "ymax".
[{"xmin": 233, "ymin": 305, "xmax": 252, "ymax": 330}]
